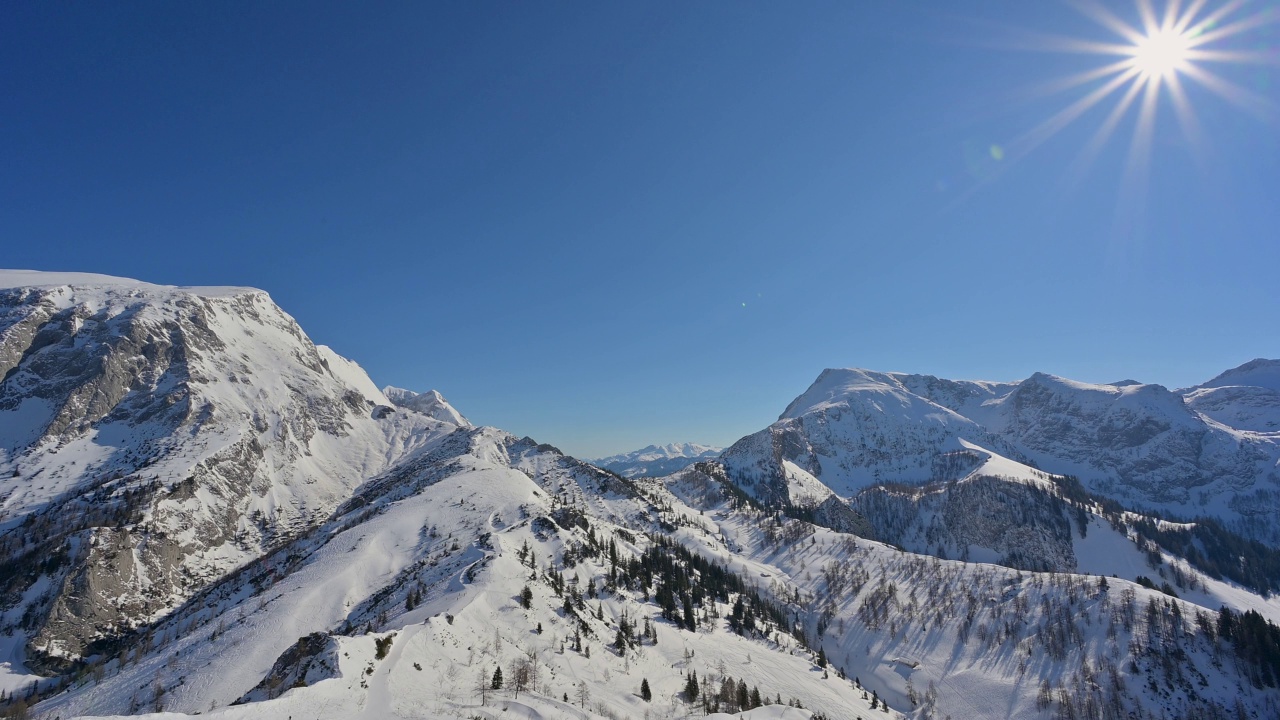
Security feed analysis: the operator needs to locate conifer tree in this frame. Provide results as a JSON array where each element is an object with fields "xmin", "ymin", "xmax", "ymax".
[{"xmin": 684, "ymin": 670, "xmax": 699, "ymax": 701}]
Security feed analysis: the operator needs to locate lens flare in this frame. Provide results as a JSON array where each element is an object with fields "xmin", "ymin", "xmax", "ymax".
[{"xmin": 963, "ymin": 0, "xmax": 1279, "ymax": 233}]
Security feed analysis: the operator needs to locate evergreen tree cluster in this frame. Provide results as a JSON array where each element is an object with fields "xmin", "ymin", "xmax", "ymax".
[
  {"xmin": 638, "ymin": 535, "xmax": 792, "ymax": 638},
  {"xmin": 683, "ymin": 667, "xmax": 824, "ymax": 717},
  {"xmin": 1129, "ymin": 516, "xmax": 1280, "ymax": 595},
  {"xmin": 1216, "ymin": 606, "xmax": 1280, "ymax": 688},
  {"xmin": 544, "ymin": 516, "xmax": 796, "ymax": 641}
]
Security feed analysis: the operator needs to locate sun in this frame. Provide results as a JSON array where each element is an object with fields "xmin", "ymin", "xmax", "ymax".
[
  {"xmin": 966, "ymin": 0, "xmax": 1279, "ymax": 232},
  {"xmin": 1130, "ymin": 27, "xmax": 1191, "ymax": 79}
]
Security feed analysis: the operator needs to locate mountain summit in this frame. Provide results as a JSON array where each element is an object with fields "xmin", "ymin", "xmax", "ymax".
[
  {"xmin": 383, "ymin": 386, "xmax": 470, "ymax": 426},
  {"xmin": 591, "ymin": 442, "xmax": 721, "ymax": 478},
  {"xmin": 0, "ymin": 271, "xmax": 460, "ymax": 667},
  {"xmin": 720, "ymin": 363, "xmax": 1280, "ymax": 544},
  {"xmin": 2, "ymin": 272, "xmax": 1277, "ymax": 720}
]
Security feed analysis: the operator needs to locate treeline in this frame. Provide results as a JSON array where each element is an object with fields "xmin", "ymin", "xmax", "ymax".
[
  {"xmin": 1216, "ymin": 606, "xmax": 1280, "ymax": 689},
  {"xmin": 1049, "ymin": 475, "xmax": 1280, "ymax": 595},
  {"xmin": 642, "ymin": 534, "xmax": 793, "ymax": 640},
  {"xmin": 1127, "ymin": 516, "xmax": 1280, "ymax": 595},
  {"xmin": 679, "ymin": 669, "xmax": 833, "ymax": 719},
  {"xmin": 559, "ymin": 522, "xmax": 796, "ymax": 642},
  {"xmin": 546, "ymin": 514, "xmax": 840, "ymax": 710}
]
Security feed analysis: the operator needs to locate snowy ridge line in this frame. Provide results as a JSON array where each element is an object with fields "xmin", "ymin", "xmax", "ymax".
[
  {"xmin": 0, "ymin": 270, "xmax": 258, "ymax": 298},
  {"xmin": 0, "ymin": 270, "xmax": 459, "ymax": 687},
  {"xmin": 0, "ymin": 272, "xmax": 1275, "ymax": 719},
  {"xmin": 716, "ymin": 362, "xmax": 1280, "ymax": 547}
]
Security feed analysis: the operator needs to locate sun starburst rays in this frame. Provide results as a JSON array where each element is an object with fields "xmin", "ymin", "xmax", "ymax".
[{"xmin": 979, "ymin": 0, "xmax": 1279, "ymax": 234}]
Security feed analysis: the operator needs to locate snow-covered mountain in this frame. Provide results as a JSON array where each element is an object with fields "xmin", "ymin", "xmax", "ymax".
[
  {"xmin": 2, "ymin": 272, "xmax": 1279, "ymax": 720},
  {"xmin": 383, "ymin": 386, "xmax": 470, "ymax": 426},
  {"xmin": 1182, "ymin": 358, "xmax": 1280, "ymax": 434},
  {"xmin": 592, "ymin": 442, "xmax": 722, "ymax": 478},
  {"xmin": 52, "ymin": 430, "xmax": 1280, "ymax": 720},
  {"xmin": 26, "ymin": 416, "xmax": 1280, "ymax": 720},
  {"xmin": 0, "ymin": 271, "xmax": 459, "ymax": 673},
  {"xmin": 715, "ymin": 364, "xmax": 1280, "ymax": 545}
]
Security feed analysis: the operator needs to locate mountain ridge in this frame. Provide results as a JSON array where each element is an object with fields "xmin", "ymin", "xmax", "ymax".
[
  {"xmin": 591, "ymin": 442, "xmax": 722, "ymax": 478},
  {"xmin": 720, "ymin": 361, "xmax": 1280, "ymax": 545},
  {"xmin": 0, "ymin": 271, "xmax": 461, "ymax": 673},
  {"xmin": 1, "ymin": 271, "xmax": 1277, "ymax": 720}
]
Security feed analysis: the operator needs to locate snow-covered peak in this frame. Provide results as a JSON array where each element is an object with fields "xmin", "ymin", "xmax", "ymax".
[
  {"xmin": 720, "ymin": 362, "xmax": 1280, "ymax": 545},
  {"xmin": 315, "ymin": 346, "xmax": 391, "ymax": 407},
  {"xmin": 0, "ymin": 269, "xmax": 258, "ymax": 299},
  {"xmin": 1191, "ymin": 358, "xmax": 1280, "ymax": 393},
  {"xmin": 1182, "ymin": 359, "xmax": 1280, "ymax": 435},
  {"xmin": 382, "ymin": 386, "xmax": 470, "ymax": 426},
  {"xmin": 591, "ymin": 441, "xmax": 722, "ymax": 478},
  {"xmin": 596, "ymin": 442, "xmax": 722, "ymax": 465},
  {"xmin": 778, "ymin": 368, "xmax": 908, "ymax": 420},
  {"xmin": 1005, "ymin": 371, "xmax": 1191, "ymax": 422},
  {"xmin": 0, "ymin": 274, "xmax": 456, "ymax": 665}
]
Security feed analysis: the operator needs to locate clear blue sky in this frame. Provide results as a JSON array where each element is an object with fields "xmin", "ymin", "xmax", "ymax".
[{"xmin": 4, "ymin": 1, "xmax": 1277, "ymax": 457}]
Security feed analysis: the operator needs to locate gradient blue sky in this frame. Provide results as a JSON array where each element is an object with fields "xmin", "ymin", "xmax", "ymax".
[{"xmin": 4, "ymin": 1, "xmax": 1278, "ymax": 457}]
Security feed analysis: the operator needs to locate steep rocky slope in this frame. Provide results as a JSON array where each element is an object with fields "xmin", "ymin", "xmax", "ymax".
[
  {"xmin": 26, "ymin": 422, "xmax": 1280, "ymax": 720},
  {"xmin": 715, "ymin": 365, "xmax": 1280, "ymax": 545},
  {"xmin": 2, "ymin": 272, "xmax": 1277, "ymax": 720},
  {"xmin": 0, "ymin": 271, "xmax": 460, "ymax": 672}
]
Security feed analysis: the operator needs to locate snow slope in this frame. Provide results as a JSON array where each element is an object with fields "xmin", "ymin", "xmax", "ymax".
[
  {"xmin": 1183, "ymin": 359, "xmax": 1280, "ymax": 434},
  {"xmin": 38, "ymin": 425, "xmax": 1278, "ymax": 720},
  {"xmin": 38, "ymin": 428, "xmax": 905, "ymax": 720},
  {"xmin": 0, "ymin": 274, "xmax": 1275, "ymax": 720}
]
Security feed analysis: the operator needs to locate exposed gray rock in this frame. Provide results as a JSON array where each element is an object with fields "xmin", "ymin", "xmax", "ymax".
[{"xmin": 0, "ymin": 277, "xmax": 449, "ymax": 666}]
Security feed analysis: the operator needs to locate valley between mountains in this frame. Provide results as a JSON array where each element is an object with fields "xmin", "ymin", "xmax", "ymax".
[{"xmin": 1, "ymin": 271, "xmax": 1277, "ymax": 720}]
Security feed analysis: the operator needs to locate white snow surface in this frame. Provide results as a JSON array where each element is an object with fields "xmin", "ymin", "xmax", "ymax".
[
  {"xmin": 42, "ymin": 430, "xmax": 907, "ymax": 720},
  {"xmin": 0, "ymin": 270, "xmax": 254, "ymax": 298},
  {"xmin": 956, "ymin": 439, "xmax": 1055, "ymax": 491},
  {"xmin": 0, "ymin": 275, "xmax": 1274, "ymax": 720},
  {"xmin": 725, "ymin": 363, "xmax": 1280, "ymax": 541},
  {"xmin": 1190, "ymin": 358, "xmax": 1280, "ymax": 393},
  {"xmin": 383, "ymin": 386, "xmax": 471, "ymax": 426},
  {"xmin": 592, "ymin": 443, "xmax": 723, "ymax": 479},
  {"xmin": 595, "ymin": 443, "xmax": 723, "ymax": 465},
  {"xmin": 0, "ymin": 270, "xmax": 465, "ymax": 685},
  {"xmin": 48, "ymin": 432, "xmax": 1278, "ymax": 720}
]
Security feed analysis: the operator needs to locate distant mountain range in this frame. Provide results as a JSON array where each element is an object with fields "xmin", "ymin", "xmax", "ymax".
[
  {"xmin": 712, "ymin": 363, "xmax": 1280, "ymax": 545},
  {"xmin": 591, "ymin": 442, "xmax": 722, "ymax": 478},
  {"xmin": 2, "ymin": 270, "xmax": 1277, "ymax": 720}
]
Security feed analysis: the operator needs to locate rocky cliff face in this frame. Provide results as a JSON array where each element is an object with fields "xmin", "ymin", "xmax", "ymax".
[
  {"xmin": 383, "ymin": 386, "xmax": 470, "ymax": 426},
  {"xmin": 0, "ymin": 272, "xmax": 459, "ymax": 667},
  {"xmin": 3, "ymin": 274, "xmax": 1277, "ymax": 720},
  {"xmin": 716, "ymin": 365, "xmax": 1280, "ymax": 545},
  {"xmin": 852, "ymin": 474, "xmax": 1079, "ymax": 572}
]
